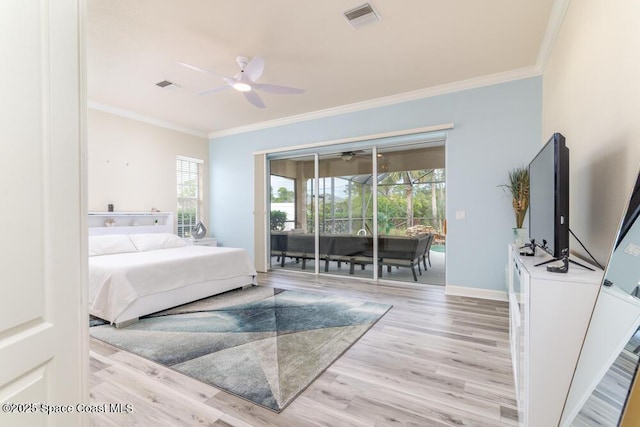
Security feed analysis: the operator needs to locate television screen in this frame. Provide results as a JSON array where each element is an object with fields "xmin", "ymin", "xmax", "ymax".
[
  {"xmin": 616, "ymin": 172, "xmax": 640, "ymax": 248},
  {"xmin": 528, "ymin": 133, "xmax": 569, "ymax": 257}
]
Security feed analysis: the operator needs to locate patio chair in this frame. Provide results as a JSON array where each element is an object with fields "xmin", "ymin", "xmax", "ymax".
[
  {"xmin": 421, "ymin": 233, "xmax": 435, "ymax": 270},
  {"xmin": 377, "ymin": 236, "xmax": 427, "ymax": 281}
]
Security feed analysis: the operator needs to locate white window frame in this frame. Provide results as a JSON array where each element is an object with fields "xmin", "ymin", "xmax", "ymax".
[{"xmin": 176, "ymin": 156, "xmax": 204, "ymax": 237}]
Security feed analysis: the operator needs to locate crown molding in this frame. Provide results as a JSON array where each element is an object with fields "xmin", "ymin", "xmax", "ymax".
[
  {"xmin": 90, "ymin": 62, "xmax": 544, "ymax": 141},
  {"xmin": 536, "ymin": 0, "xmax": 571, "ymax": 72},
  {"xmin": 208, "ymin": 65, "xmax": 541, "ymax": 139},
  {"xmin": 88, "ymin": 101, "xmax": 208, "ymax": 138}
]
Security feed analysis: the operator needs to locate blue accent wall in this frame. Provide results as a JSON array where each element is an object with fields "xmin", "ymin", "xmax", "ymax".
[{"xmin": 210, "ymin": 77, "xmax": 542, "ymax": 291}]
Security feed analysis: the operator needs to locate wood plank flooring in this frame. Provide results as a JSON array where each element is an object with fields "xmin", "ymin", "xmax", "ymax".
[
  {"xmin": 89, "ymin": 271, "xmax": 518, "ymax": 426},
  {"xmin": 573, "ymin": 347, "xmax": 638, "ymax": 426}
]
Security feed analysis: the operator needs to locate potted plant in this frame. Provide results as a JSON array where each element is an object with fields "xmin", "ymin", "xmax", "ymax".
[
  {"xmin": 500, "ymin": 166, "xmax": 530, "ymax": 244},
  {"xmin": 270, "ymin": 210, "xmax": 287, "ymax": 231}
]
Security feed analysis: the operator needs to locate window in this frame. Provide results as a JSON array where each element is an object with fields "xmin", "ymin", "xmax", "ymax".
[{"xmin": 176, "ymin": 156, "xmax": 203, "ymax": 237}]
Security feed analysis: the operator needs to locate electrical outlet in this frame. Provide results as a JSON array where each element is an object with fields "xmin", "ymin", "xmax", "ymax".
[
  {"xmin": 624, "ymin": 243, "xmax": 640, "ymax": 257},
  {"xmin": 455, "ymin": 211, "xmax": 465, "ymax": 220}
]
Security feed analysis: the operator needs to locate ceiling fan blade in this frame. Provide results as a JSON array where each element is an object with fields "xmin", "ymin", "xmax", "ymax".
[
  {"xmin": 244, "ymin": 90, "xmax": 266, "ymax": 108},
  {"xmin": 253, "ymin": 83, "xmax": 305, "ymax": 95},
  {"xmin": 177, "ymin": 62, "xmax": 230, "ymax": 79},
  {"xmin": 197, "ymin": 85, "xmax": 231, "ymax": 96},
  {"xmin": 243, "ymin": 56, "xmax": 265, "ymax": 82}
]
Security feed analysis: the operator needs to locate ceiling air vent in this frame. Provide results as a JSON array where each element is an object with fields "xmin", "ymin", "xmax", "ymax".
[
  {"xmin": 344, "ymin": 3, "xmax": 381, "ymax": 29},
  {"xmin": 156, "ymin": 80, "xmax": 175, "ymax": 88}
]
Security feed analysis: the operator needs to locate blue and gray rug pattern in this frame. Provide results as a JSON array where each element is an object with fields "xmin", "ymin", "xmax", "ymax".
[{"xmin": 90, "ymin": 286, "xmax": 392, "ymax": 412}]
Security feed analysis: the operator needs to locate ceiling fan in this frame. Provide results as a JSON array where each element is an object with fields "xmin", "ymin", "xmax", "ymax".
[
  {"xmin": 178, "ymin": 56, "xmax": 305, "ymax": 109},
  {"xmin": 340, "ymin": 150, "xmax": 365, "ymax": 161}
]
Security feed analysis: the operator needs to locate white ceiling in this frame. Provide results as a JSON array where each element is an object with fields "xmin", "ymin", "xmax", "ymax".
[{"xmin": 87, "ymin": 0, "xmax": 558, "ymax": 137}]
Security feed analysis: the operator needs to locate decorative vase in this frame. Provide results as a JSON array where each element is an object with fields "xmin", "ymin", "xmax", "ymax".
[
  {"xmin": 513, "ymin": 227, "xmax": 528, "ymax": 245},
  {"xmin": 192, "ymin": 221, "xmax": 207, "ymax": 239}
]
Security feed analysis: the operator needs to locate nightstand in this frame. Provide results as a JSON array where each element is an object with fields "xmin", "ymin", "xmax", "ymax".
[{"xmin": 186, "ymin": 237, "xmax": 217, "ymax": 247}]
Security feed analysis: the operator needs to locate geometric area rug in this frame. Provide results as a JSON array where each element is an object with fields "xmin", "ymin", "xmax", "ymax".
[{"xmin": 89, "ymin": 286, "xmax": 392, "ymax": 412}]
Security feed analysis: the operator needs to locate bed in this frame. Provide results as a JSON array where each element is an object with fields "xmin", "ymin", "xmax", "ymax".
[{"xmin": 88, "ymin": 232, "xmax": 257, "ymax": 326}]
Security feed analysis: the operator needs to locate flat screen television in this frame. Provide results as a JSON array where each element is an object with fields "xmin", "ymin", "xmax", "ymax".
[
  {"xmin": 528, "ymin": 133, "xmax": 570, "ymax": 258},
  {"xmin": 615, "ymin": 172, "xmax": 640, "ymax": 249}
]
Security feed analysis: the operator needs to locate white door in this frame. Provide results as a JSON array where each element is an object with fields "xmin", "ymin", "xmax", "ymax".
[{"xmin": 0, "ymin": 1, "xmax": 87, "ymax": 426}]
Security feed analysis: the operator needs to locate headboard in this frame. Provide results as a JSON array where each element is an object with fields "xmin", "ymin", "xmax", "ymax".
[{"xmin": 88, "ymin": 212, "xmax": 174, "ymax": 235}]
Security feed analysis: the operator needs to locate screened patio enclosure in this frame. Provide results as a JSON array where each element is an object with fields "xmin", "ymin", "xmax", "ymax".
[{"xmin": 268, "ymin": 142, "xmax": 446, "ymax": 285}]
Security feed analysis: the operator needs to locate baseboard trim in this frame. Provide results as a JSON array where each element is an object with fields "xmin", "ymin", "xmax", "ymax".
[{"xmin": 445, "ymin": 285, "xmax": 508, "ymax": 302}]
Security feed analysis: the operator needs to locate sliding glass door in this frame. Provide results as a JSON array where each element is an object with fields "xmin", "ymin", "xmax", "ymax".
[
  {"xmin": 318, "ymin": 150, "xmax": 374, "ymax": 280},
  {"xmin": 269, "ymin": 155, "xmax": 315, "ymax": 272},
  {"xmin": 267, "ymin": 141, "xmax": 446, "ymax": 285},
  {"xmin": 376, "ymin": 144, "xmax": 446, "ymax": 284}
]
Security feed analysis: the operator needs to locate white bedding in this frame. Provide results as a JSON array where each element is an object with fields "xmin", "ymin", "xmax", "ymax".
[{"xmin": 89, "ymin": 245, "xmax": 257, "ymax": 323}]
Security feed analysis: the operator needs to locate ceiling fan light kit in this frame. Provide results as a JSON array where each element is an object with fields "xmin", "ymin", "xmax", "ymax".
[
  {"xmin": 341, "ymin": 152, "xmax": 355, "ymax": 161},
  {"xmin": 179, "ymin": 55, "xmax": 305, "ymax": 108},
  {"xmin": 232, "ymin": 81, "xmax": 252, "ymax": 92}
]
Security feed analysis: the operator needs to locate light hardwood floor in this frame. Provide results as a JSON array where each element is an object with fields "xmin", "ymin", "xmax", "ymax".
[
  {"xmin": 89, "ymin": 271, "xmax": 518, "ymax": 426},
  {"xmin": 573, "ymin": 347, "xmax": 638, "ymax": 426}
]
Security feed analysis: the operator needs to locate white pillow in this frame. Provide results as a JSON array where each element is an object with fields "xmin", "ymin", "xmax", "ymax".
[
  {"xmin": 88, "ymin": 234, "xmax": 138, "ymax": 257},
  {"xmin": 128, "ymin": 233, "xmax": 187, "ymax": 252}
]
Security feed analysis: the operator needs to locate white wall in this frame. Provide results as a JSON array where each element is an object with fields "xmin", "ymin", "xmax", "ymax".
[
  {"xmin": 543, "ymin": 0, "xmax": 640, "ymax": 263},
  {"xmin": 88, "ymin": 109, "xmax": 209, "ymax": 225}
]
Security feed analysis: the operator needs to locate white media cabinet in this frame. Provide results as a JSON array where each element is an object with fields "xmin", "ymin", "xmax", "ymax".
[{"xmin": 507, "ymin": 244, "xmax": 603, "ymax": 426}]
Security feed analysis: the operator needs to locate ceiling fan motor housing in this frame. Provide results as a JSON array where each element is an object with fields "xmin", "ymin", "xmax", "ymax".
[{"xmin": 236, "ymin": 56, "xmax": 250, "ymax": 70}]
